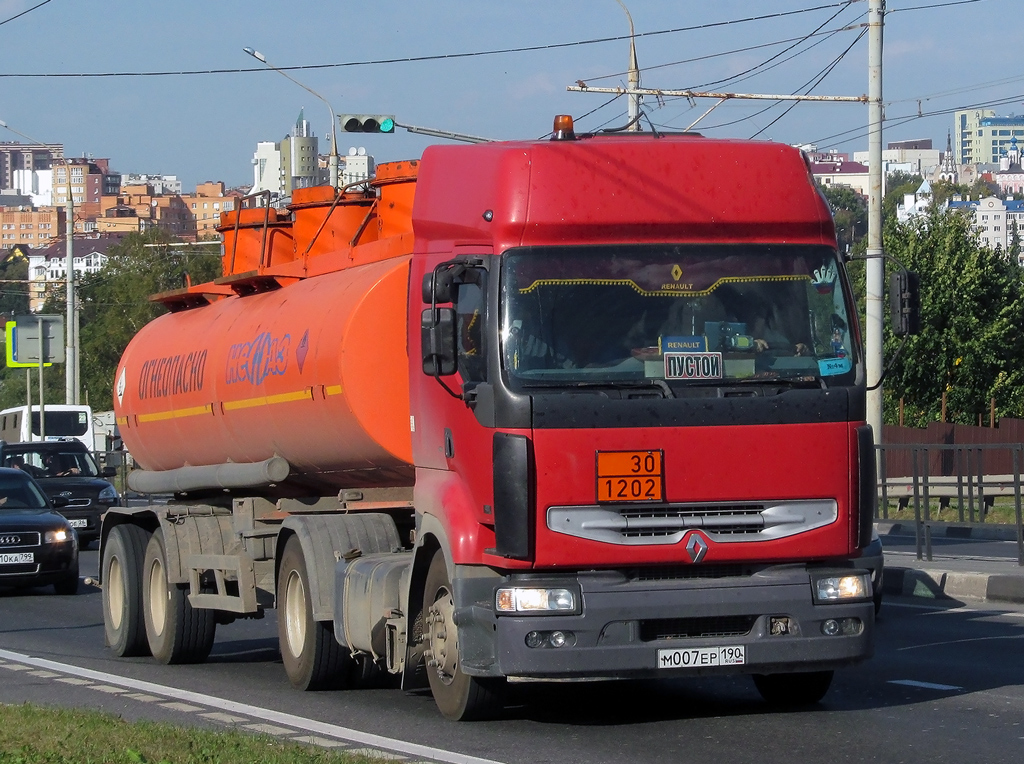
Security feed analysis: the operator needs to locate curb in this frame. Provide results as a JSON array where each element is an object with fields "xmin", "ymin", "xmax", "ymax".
[
  {"xmin": 884, "ymin": 566, "xmax": 1024, "ymax": 604},
  {"xmin": 877, "ymin": 520, "xmax": 1020, "ymax": 542}
]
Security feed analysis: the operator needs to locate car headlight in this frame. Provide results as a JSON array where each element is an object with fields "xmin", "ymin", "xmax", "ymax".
[
  {"xmin": 495, "ymin": 587, "xmax": 577, "ymax": 613},
  {"xmin": 812, "ymin": 572, "xmax": 872, "ymax": 604},
  {"xmin": 98, "ymin": 484, "xmax": 119, "ymax": 502},
  {"xmin": 44, "ymin": 529, "xmax": 69, "ymax": 544}
]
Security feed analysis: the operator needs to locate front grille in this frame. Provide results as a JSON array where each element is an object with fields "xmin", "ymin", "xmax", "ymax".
[
  {"xmin": 640, "ymin": 615, "xmax": 759, "ymax": 641},
  {"xmin": 0, "ymin": 532, "xmax": 41, "ymax": 549},
  {"xmin": 548, "ymin": 499, "xmax": 838, "ymax": 546},
  {"xmin": 0, "ymin": 563, "xmax": 40, "ymax": 576},
  {"xmin": 629, "ymin": 564, "xmax": 753, "ymax": 582},
  {"xmin": 64, "ymin": 498, "xmax": 93, "ymax": 507}
]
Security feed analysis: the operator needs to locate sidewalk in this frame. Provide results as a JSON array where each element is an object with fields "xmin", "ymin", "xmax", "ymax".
[{"xmin": 877, "ymin": 520, "xmax": 1024, "ymax": 605}]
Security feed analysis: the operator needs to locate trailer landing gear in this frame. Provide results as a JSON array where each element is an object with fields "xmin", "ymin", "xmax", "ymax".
[{"xmin": 423, "ymin": 551, "xmax": 504, "ymax": 721}]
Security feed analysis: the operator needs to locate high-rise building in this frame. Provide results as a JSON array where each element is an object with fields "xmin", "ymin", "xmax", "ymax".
[
  {"xmin": 0, "ymin": 141, "xmax": 62, "ymax": 191},
  {"xmin": 250, "ymin": 110, "xmax": 320, "ymax": 201},
  {"xmin": 955, "ymin": 110, "xmax": 1024, "ymax": 165}
]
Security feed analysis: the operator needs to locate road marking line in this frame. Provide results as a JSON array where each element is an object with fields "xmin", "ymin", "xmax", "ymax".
[
  {"xmin": 92, "ymin": 684, "xmax": 128, "ymax": 694},
  {"xmin": 350, "ymin": 749, "xmax": 408, "ymax": 761},
  {"xmin": 245, "ymin": 723, "xmax": 296, "ymax": 736},
  {"xmin": 161, "ymin": 701, "xmax": 204, "ymax": 713},
  {"xmin": 55, "ymin": 677, "xmax": 91, "ymax": 686},
  {"xmin": 0, "ymin": 647, "xmax": 505, "ymax": 764},
  {"xmin": 202, "ymin": 711, "xmax": 249, "ymax": 724},
  {"xmin": 125, "ymin": 693, "xmax": 162, "ymax": 703},
  {"xmin": 28, "ymin": 670, "xmax": 60, "ymax": 678},
  {"xmin": 889, "ymin": 679, "xmax": 964, "ymax": 692},
  {"xmin": 1, "ymin": 664, "xmax": 31, "ymax": 671},
  {"xmin": 290, "ymin": 735, "xmax": 349, "ymax": 748}
]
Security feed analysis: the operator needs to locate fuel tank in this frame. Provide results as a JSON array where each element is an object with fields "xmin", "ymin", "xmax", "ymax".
[{"xmin": 114, "ymin": 254, "xmax": 415, "ymax": 493}]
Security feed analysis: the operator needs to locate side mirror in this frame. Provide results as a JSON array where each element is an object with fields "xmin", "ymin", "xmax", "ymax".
[
  {"xmin": 422, "ymin": 269, "xmax": 456, "ymax": 304},
  {"xmin": 421, "ymin": 307, "xmax": 458, "ymax": 376},
  {"xmin": 890, "ymin": 271, "xmax": 921, "ymax": 337},
  {"xmin": 101, "ymin": 466, "xmax": 117, "ymax": 478}
]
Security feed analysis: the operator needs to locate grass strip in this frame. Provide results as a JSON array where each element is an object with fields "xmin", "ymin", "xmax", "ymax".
[{"xmin": 0, "ymin": 702, "xmax": 398, "ymax": 764}]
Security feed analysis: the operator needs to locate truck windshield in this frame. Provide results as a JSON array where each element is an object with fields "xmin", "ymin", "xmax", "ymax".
[{"xmin": 501, "ymin": 244, "xmax": 858, "ymax": 389}]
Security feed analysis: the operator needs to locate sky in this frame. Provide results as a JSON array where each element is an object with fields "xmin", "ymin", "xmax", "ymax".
[{"xmin": 0, "ymin": 0, "xmax": 1019, "ymax": 191}]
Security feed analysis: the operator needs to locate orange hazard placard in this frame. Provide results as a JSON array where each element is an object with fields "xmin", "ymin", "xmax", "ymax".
[{"xmin": 596, "ymin": 450, "xmax": 664, "ymax": 503}]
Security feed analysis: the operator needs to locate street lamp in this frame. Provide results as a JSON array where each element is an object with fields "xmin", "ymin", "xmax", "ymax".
[
  {"xmin": 0, "ymin": 118, "xmax": 77, "ymax": 404},
  {"xmin": 243, "ymin": 47, "xmax": 340, "ymax": 189}
]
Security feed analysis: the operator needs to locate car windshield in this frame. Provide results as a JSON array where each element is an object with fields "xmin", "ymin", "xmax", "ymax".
[
  {"xmin": 0, "ymin": 473, "xmax": 50, "ymax": 510},
  {"xmin": 501, "ymin": 244, "xmax": 858, "ymax": 389},
  {"xmin": 3, "ymin": 449, "xmax": 99, "ymax": 479}
]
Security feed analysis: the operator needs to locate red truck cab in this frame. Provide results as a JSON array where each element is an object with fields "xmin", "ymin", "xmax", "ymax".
[{"xmin": 409, "ymin": 128, "xmax": 874, "ymax": 718}]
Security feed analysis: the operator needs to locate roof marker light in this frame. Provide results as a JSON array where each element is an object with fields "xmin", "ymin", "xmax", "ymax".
[{"xmin": 552, "ymin": 115, "xmax": 576, "ymax": 141}]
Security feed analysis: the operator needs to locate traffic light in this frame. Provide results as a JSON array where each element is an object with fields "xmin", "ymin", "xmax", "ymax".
[{"xmin": 340, "ymin": 114, "xmax": 396, "ymax": 133}]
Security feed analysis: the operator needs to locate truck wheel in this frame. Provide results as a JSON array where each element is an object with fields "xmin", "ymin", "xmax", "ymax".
[
  {"xmin": 102, "ymin": 524, "xmax": 151, "ymax": 657},
  {"xmin": 423, "ymin": 551, "xmax": 505, "ymax": 721},
  {"xmin": 277, "ymin": 536, "xmax": 353, "ymax": 690},
  {"xmin": 143, "ymin": 528, "xmax": 216, "ymax": 664},
  {"xmin": 753, "ymin": 670, "xmax": 833, "ymax": 706}
]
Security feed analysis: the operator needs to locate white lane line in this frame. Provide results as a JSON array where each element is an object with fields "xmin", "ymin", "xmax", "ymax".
[
  {"xmin": 161, "ymin": 701, "xmax": 205, "ymax": 713},
  {"xmin": 0, "ymin": 647, "xmax": 505, "ymax": 764},
  {"xmin": 290, "ymin": 735, "xmax": 349, "ymax": 748},
  {"xmin": 202, "ymin": 711, "xmax": 249, "ymax": 724},
  {"xmin": 885, "ymin": 601, "xmax": 1024, "ymax": 617},
  {"xmin": 889, "ymin": 679, "xmax": 964, "ymax": 692},
  {"xmin": 244, "ymin": 723, "xmax": 296, "ymax": 736}
]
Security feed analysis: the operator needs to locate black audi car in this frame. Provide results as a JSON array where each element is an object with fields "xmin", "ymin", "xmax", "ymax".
[
  {"xmin": 0, "ymin": 467, "xmax": 79, "ymax": 594},
  {"xmin": 0, "ymin": 440, "xmax": 119, "ymax": 547}
]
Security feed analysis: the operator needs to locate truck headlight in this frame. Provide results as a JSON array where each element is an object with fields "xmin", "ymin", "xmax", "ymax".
[
  {"xmin": 98, "ymin": 485, "xmax": 119, "ymax": 503},
  {"xmin": 812, "ymin": 572, "xmax": 872, "ymax": 603},
  {"xmin": 496, "ymin": 587, "xmax": 576, "ymax": 613},
  {"xmin": 45, "ymin": 529, "xmax": 69, "ymax": 544}
]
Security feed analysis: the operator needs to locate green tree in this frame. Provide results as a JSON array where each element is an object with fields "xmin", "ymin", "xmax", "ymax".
[
  {"xmin": 818, "ymin": 183, "xmax": 867, "ymax": 255},
  {"xmin": 882, "ymin": 171, "xmax": 923, "ymax": 223},
  {"xmin": 881, "ymin": 207, "xmax": 1024, "ymax": 426},
  {"xmin": 0, "ymin": 248, "xmax": 31, "ymax": 319},
  {"xmin": 45, "ymin": 229, "xmax": 222, "ymax": 410}
]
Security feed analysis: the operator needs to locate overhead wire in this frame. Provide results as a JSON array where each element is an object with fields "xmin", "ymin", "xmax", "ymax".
[{"xmin": 0, "ymin": 0, "xmax": 52, "ymax": 28}]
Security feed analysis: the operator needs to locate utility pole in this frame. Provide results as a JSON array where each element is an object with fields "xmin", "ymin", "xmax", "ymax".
[
  {"xmin": 615, "ymin": 0, "xmax": 641, "ymax": 130},
  {"xmin": 866, "ymin": 0, "xmax": 885, "ymax": 447}
]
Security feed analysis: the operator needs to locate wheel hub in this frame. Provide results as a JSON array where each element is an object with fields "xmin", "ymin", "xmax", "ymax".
[{"xmin": 425, "ymin": 590, "xmax": 458, "ymax": 685}]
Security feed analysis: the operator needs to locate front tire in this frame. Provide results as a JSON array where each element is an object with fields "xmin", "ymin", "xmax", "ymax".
[
  {"xmin": 753, "ymin": 670, "xmax": 833, "ymax": 706},
  {"xmin": 277, "ymin": 536, "xmax": 352, "ymax": 690},
  {"xmin": 423, "ymin": 551, "xmax": 505, "ymax": 721},
  {"xmin": 143, "ymin": 528, "xmax": 216, "ymax": 664},
  {"xmin": 102, "ymin": 523, "xmax": 151, "ymax": 657}
]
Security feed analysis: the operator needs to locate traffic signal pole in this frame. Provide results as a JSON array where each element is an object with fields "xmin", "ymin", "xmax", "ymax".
[{"xmin": 865, "ymin": 0, "xmax": 886, "ymax": 450}]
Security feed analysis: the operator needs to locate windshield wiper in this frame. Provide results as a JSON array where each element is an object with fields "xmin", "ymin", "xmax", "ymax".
[{"xmin": 732, "ymin": 375, "xmax": 827, "ymax": 390}]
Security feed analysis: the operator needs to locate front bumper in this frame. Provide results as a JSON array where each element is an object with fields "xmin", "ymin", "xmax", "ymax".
[
  {"xmin": 0, "ymin": 543, "xmax": 78, "ymax": 588},
  {"xmin": 455, "ymin": 565, "xmax": 874, "ymax": 679}
]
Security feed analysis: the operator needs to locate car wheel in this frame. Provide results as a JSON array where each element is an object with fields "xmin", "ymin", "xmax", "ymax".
[
  {"xmin": 102, "ymin": 523, "xmax": 151, "ymax": 657},
  {"xmin": 142, "ymin": 528, "xmax": 216, "ymax": 664},
  {"xmin": 53, "ymin": 566, "xmax": 79, "ymax": 596}
]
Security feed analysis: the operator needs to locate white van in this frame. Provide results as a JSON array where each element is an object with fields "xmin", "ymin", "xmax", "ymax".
[{"xmin": 0, "ymin": 404, "xmax": 95, "ymax": 449}]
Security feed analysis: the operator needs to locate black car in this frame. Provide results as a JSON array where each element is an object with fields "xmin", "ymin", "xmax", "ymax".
[
  {"xmin": 0, "ymin": 467, "xmax": 79, "ymax": 594},
  {"xmin": 0, "ymin": 440, "xmax": 120, "ymax": 547}
]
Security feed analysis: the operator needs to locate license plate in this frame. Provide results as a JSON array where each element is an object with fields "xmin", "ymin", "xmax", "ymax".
[
  {"xmin": 67, "ymin": 519, "xmax": 88, "ymax": 529},
  {"xmin": 0, "ymin": 552, "xmax": 34, "ymax": 565},
  {"xmin": 596, "ymin": 450, "xmax": 664, "ymax": 503},
  {"xmin": 658, "ymin": 645, "xmax": 745, "ymax": 669}
]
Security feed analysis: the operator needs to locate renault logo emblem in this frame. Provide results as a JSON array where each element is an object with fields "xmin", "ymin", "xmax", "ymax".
[
  {"xmin": 0, "ymin": 535, "xmax": 22, "ymax": 546},
  {"xmin": 685, "ymin": 533, "xmax": 708, "ymax": 563}
]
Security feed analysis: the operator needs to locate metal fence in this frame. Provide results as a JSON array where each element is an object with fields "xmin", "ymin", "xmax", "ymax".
[{"xmin": 876, "ymin": 442, "xmax": 1024, "ymax": 565}]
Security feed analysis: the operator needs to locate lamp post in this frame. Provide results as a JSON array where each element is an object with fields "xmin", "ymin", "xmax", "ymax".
[
  {"xmin": 0, "ymin": 118, "xmax": 77, "ymax": 404},
  {"xmin": 243, "ymin": 47, "xmax": 339, "ymax": 189}
]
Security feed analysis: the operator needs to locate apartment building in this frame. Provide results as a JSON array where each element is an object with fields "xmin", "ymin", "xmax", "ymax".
[{"xmin": 0, "ymin": 204, "xmax": 64, "ymax": 249}]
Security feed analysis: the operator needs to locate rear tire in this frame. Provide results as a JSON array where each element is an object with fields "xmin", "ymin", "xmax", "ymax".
[
  {"xmin": 143, "ymin": 528, "xmax": 216, "ymax": 664},
  {"xmin": 277, "ymin": 536, "xmax": 353, "ymax": 690},
  {"xmin": 753, "ymin": 670, "xmax": 833, "ymax": 707},
  {"xmin": 423, "ymin": 551, "xmax": 505, "ymax": 721},
  {"xmin": 102, "ymin": 524, "xmax": 151, "ymax": 657}
]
